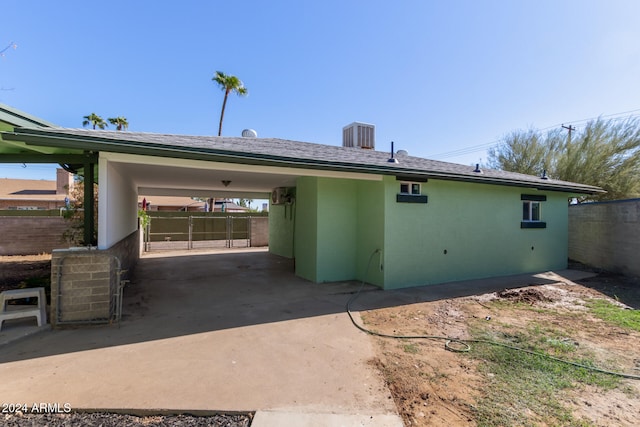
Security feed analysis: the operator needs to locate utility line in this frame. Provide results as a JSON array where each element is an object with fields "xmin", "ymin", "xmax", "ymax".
[{"xmin": 429, "ymin": 109, "xmax": 640, "ymax": 160}]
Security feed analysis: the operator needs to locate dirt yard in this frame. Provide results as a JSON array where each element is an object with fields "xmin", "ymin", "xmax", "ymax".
[
  {"xmin": 0, "ymin": 254, "xmax": 51, "ymax": 293},
  {"xmin": 362, "ymin": 275, "xmax": 640, "ymax": 426}
]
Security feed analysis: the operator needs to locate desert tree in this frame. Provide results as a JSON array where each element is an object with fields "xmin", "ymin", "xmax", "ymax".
[{"xmin": 488, "ymin": 117, "xmax": 640, "ymax": 202}]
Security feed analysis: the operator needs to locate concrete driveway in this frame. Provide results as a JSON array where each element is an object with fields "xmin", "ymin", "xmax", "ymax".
[{"xmin": 0, "ymin": 248, "xmax": 402, "ymax": 425}]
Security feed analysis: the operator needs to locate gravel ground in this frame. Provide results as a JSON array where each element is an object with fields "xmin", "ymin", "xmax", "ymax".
[{"xmin": 1, "ymin": 412, "xmax": 253, "ymax": 427}]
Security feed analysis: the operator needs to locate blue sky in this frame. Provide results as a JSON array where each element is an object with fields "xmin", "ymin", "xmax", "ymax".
[{"xmin": 2, "ymin": 0, "xmax": 640, "ymax": 180}]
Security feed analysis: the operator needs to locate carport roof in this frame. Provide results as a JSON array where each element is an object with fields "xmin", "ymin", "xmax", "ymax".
[{"xmin": 1, "ymin": 126, "xmax": 603, "ymax": 194}]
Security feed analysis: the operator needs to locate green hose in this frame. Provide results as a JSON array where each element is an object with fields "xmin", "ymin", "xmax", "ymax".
[{"xmin": 347, "ymin": 249, "xmax": 640, "ymax": 381}]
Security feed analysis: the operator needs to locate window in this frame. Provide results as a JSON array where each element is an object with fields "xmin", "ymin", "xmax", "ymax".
[
  {"xmin": 521, "ymin": 194, "xmax": 546, "ymax": 228},
  {"xmin": 397, "ymin": 182, "xmax": 428, "ymax": 203},
  {"xmin": 522, "ymin": 201, "xmax": 541, "ymax": 221},
  {"xmin": 399, "ymin": 182, "xmax": 421, "ymax": 195}
]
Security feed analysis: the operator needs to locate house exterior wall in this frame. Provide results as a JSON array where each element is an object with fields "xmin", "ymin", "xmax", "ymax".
[
  {"xmin": 382, "ymin": 177, "xmax": 568, "ymax": 289},
  {"xmin": 569, "ymin": 199, "xmax": 640, "ymax": 277},
  {"xmin": 268, "ymin": 203, "xmax": 295, "ymax": 258},
  {"xmin": 355, "ymin": 180, "xmax": 385, "ymax": 287},
  {"xmin": 293, "ymin": 177, "xmax": 318, "ymax": 281},
  {"xmin": 98, "ymin": 158, "xmax": 138, "ymax": 249},
  {"xmin": 292, "ymin": 176, "xmax": 384, "ymax": 284},
  {"xmin": 289, "ymin": 175, "xmax": 571, "ymax": 289},
  {"xmin": 315, "ymin": 178, "xmax": 358, "ymax": 282}
]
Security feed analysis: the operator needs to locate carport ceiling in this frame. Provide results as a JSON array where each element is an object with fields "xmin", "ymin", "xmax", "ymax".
[{"xmin": 114, "ymin": 161, "xmax": 299, "ymax": 199}]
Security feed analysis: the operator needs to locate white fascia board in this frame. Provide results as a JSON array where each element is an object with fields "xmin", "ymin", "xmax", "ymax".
[
  {"xmin": 138, "ymin": 187, "xmax": 269, "ymax": 199},
  {"xmin": 99, "ymin": 152, "xmax": 383, "ymax": 182}
]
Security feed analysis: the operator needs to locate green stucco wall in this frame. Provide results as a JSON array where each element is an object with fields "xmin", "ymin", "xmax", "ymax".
[
  {"xmin": 382, "ymin": 177, "xmax": 569, "ymax": 289},
  {"xmin": 268, "ymin": 202, "xmax": 295, "ymax": 258},
  {"xmin": 292, "ymin": 177, "xmax": 384, "ymax": 285},
  {"xmin": 355, "ymin": 180, "xmax": 385, "ymax": 287},
  {"xmin": 278, "ymin": 174, "xmax": 571, "ymax": 290},
  {"xmin": 294, "ymin": 177, "xmax": 318, "ymax": 281},
  {"xmin": 315, "ymin": 178, "xmax": 358, "ymax": 282}
]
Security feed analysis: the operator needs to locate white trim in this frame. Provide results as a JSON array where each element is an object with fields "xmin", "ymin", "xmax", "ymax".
[
  {"xmin": 399, "ymin": 181, "xmax": 421, "ymax": 195},
  {"xmin": 522, "ymin": 200, "xmax": 542, "ymax": 222},
  {"xmin": 100, "ymin": 152, "xmax": 382, "ymax": 182}
]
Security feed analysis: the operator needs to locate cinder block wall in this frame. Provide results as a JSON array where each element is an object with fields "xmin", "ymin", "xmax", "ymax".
[
  {"xmin": 569, "ymin": 199, "xmax": 640, "ymax": 277},
  {"xmin": 250, "ymin": 217, "xmax": 269, "ymax": 247},
  {"xmin": 0, "ymin": 200, "xmax": 65, "ymax": 210},
  {"xmin": 49, "ymin": 229, "xmax": 140, "ymax": 326},
  {"xmin": 107, "ymin": 229, "xmax": 140, "ymax": 282},
  {"xmin": 0, "ymin": 216, "xmax": 67, "ymax": 255},
  {"xmin": 51, "ymin": 251, "xmax": 114, "ymax": 325}
]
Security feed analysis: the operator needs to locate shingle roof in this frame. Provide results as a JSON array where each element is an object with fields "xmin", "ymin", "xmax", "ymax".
[{"xmin": 1, "ymin": 127, "xmax": 604, "ymax": 194}]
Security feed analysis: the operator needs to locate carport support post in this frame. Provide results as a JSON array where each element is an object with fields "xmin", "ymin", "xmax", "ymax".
[{"xmin": 83, "ymin": 156, "xmax": 96, "ymax": 246}]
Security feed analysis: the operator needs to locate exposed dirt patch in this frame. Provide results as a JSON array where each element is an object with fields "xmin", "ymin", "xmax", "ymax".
[
  {"xmin": 362, "ymin": 276, "xmax": 640, "ymax": 426},
  {"xmin": 495, "ymin": 288, "xmax": 552, "ymax": 304},
  {"xmin": 0, "ymin": 254, "xmax": 51, "ymax": 293}
]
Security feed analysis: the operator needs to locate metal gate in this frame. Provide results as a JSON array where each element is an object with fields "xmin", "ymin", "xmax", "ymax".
[{"xmin": 144, "ymin": 215, "xmax": 252, "ymax": 251}]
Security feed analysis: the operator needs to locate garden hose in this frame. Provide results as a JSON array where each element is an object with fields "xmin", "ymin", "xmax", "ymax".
[{"xmin": 347, "ymin": 249, "xmax": 640, "ymax": 380}]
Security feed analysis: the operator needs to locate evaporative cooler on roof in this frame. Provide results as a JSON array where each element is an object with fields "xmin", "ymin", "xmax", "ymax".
[{"xmin": 342, "ymin": 122, "xmax": 375, "ymax": 149}]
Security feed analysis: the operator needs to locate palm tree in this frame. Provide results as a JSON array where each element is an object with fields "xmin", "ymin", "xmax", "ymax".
[
  {"xmin": 212, "ymin": 71, "xmax": 248, "ymax": 136},
  {"xmin": 108, "ymin": 116, "xmax": 129, "ymax": 131},
  {"xmin": 82, "ymin": 113, "xmax": 107, "ymax": 130}
]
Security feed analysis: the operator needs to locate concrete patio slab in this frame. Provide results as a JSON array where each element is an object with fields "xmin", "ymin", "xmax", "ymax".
[{"xmin": 0, "ymin": 249, "xmax": 400, "ymax": 422}]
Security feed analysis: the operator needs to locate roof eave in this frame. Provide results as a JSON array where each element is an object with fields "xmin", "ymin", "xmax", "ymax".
[{"xmin": 1, "ymin": 128, "xmax": 603, "ymax": 195}]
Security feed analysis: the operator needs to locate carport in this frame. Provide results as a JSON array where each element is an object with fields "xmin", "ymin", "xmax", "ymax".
[
  {"xmin": 1, "ymin": 127, "xmax": 381, "ymax": 251},
  {"xmin": 0, "ymin": 124, "xmax": 384, "ymax": 325}
]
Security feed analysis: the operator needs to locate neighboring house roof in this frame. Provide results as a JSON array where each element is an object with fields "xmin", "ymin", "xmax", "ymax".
[
  {"xmin": 0, "ymin": 177, "xmax": 68, "ymax": 201},
  {"xmin": 1, "ymin": 127, "xmax": 604, "ymax": 194},
  {"xmin": 137, "ymin": 196, "xmax": 249, "ymax": 212},
  {"xmin": 0, "ymin": 103, "xmax": 58, "ymax": 128},
  {"xmin": 138, "ymin": 195, "xmax": 206, "ymax": 209},
  {"xmin": 213, "ymin": 200, "xmax": 249, "ymax": 212},
  {"xmin": 139, "ymin": 195, "xmax": 200, "ymax": 205}
]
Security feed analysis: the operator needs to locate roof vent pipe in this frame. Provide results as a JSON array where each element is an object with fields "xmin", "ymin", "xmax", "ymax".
[
  {"xmin": 473, "ymin": 163, "xmax": 482, "ymax": 173},
  {"xmin": 387, "ymin": 141, "xmax": 399, "ymax": 163},
  {"xmin": 541, "ymin": 169, "xmax": 549, "ymax": 180}
]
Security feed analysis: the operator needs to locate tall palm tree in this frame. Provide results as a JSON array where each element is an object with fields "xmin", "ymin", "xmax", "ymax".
[
  {"xmin": 212, "ymin": 71, "xmax": 248, "ymax": 136},
  {"xmin": 108, "ymin": 116, "xmax": 129, "ymax": 131},
  {"xmin": 82, "ymin": 113, "xmax": 107, "ymax": 130}
]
